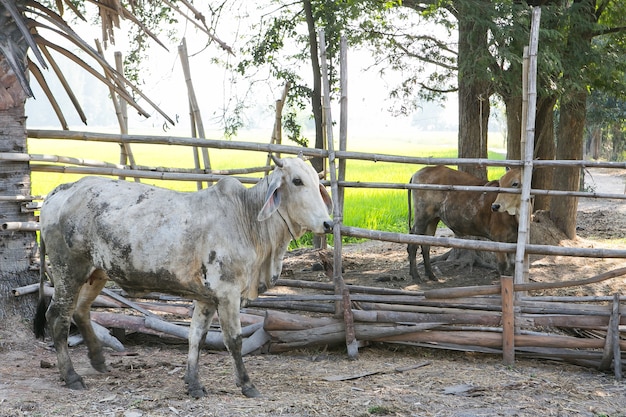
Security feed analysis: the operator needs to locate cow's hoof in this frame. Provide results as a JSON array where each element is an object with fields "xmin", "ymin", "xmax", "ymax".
[
  {"xmin": 187, "ymin": 385, "xmax": 207, "ymax": 398},
  {"xmin": 242, "ymin": 385, "xmax": 261, "ymax": 398},
  {"xmin": 65, "ymin": 375, "xmax": 87, "ymax": 390},
  {"xmin": 91, "ymin": 361, "xmax": 109, "ymax": 373}
]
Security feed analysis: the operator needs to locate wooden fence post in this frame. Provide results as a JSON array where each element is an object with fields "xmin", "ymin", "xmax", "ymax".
[{"xmin": 501, "ymin": 275, "xmax": 515, "ymax": 365}]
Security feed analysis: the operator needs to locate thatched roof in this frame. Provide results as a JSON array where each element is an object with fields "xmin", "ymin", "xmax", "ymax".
[{"xmin": 0, "ymin": 0, "xmax": 231, "ymax": 128}]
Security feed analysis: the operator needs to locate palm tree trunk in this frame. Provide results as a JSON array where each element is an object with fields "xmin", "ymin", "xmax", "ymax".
[{"xmin": 0, "ymin": 51, "xmax": 38, "ymax": 320}]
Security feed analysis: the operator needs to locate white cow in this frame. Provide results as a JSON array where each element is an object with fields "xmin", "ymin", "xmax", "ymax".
[{"xmin": 34, "ymin": 155, "xmax": 333, "ymax": 398}]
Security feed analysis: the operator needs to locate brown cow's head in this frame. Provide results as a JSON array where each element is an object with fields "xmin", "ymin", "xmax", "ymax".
[{"xmin": 491, "ymin": 168, "xmax": 522, "ymax": 217}]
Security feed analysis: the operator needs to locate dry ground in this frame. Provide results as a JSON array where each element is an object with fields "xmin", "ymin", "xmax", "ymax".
[{"xmin": 2, "ymin": 167, "xmax": 626, "ymax": 417}]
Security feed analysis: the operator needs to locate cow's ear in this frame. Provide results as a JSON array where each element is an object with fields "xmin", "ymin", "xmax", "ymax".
[
  {"xmin": 257, "ymin": 170, "xmax": 283, "ymax": 221},
  {"xmin": 320, "ymin": 184, "xmax": 333, "ymax": 214}
]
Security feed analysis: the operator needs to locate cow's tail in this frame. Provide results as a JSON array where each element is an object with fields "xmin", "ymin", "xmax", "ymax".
[
  {"xmin": 407, "ymin": 176, "xmax": 413, "ymax": 233},
  {"xmin": 33, "ymin": 235, "xmax": 48, "ymax": 339}
]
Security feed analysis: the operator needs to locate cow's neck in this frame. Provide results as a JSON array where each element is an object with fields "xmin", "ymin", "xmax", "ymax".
[{"xmin": 244, "ymin": 180, "xmax": 295, "ymax": 248}]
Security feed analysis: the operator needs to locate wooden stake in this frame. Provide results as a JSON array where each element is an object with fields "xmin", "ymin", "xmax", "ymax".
[
  {"xmin": 501, "ymin": 276, "xmax": 515, "ymax": 365},
  {"xmin": 612, "ymin": 293, "xmax": 622, "ymax": 380},
  {"xmin": 343, "ymin": 288, "xmax": 358, "ymax": 359}
]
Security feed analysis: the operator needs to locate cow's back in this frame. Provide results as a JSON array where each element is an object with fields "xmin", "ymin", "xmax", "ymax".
[{"xmin": 40, "ymin": 176, "xmax": 249, "ymax": 297}]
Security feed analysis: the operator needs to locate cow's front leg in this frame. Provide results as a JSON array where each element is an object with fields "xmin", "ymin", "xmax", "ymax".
[
  {"xmin": 218, "ymin": 296, "xmax": 260, "ymax": 398},
  {"xmin": 185, "ymin": 301, "xmax": 216, "ymax": 398}
]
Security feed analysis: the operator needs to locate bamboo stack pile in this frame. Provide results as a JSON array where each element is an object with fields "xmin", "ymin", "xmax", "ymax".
[
  {"xmin": 14, "ymin": 269, "xmax": 624, "ymax": 377},
  {"xmin": 256, "ymin": 278, "xmax": 625, "ymax": 375}
]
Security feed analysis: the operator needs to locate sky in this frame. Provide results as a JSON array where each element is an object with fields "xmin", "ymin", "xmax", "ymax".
[{"xmin": 24, "ymin": 3, "xmax": 465, "ymax": 146}]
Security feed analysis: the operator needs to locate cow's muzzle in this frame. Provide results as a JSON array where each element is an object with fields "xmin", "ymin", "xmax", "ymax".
[
  {"xmin": 323, "ymin": 220, "xmax": 334, "ymax": 233},
  {"xmin": 491, "ymin": 203, "xmax": 501, "ymax": 212}
]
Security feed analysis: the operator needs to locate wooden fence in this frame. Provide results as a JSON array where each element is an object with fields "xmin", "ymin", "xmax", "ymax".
[{"xmin": 5, "ymin": 124, "xmax": 625, "ymax": 380}]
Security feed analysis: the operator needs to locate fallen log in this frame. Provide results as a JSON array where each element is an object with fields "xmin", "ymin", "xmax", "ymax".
[
  {"xmin": 358, "ymin": 302, "xmax": 502, "ymax": 315},
  {"xmin": 242, "ymin": 326, "xmax": 271, "ymax": 356},
  {"xmin": 247, "ymin": 298, "xmax": 334, "ymax": 313},
  {"xmin": 68, "ymin": 320, "xmax": 125, "ymax": 352},
  {"xmin": 264, "ymin": 309, "xmax": 339, "ymax": 331},
  {"xmin": 11, "ymin": 283, "xmax": 40, "ymax": 296},
  {"xmin": 379, "ymin": 330, "xmax": 626, "ymax": 351},
  {"xmin": 520, "ymin": 313, "xmax": 610, "ymax": 329},
  {"xmin": 267, "ymin": 321, "xmax": 442, "ymax": 346},
  {"xmin": 91, "ymin": 312, "xmax": 171, "ymax": 338},
  {"xmin": 351, "ymin": 309, "xmax": 502, "ymax": 326},
  {"xmin": 274, "ymin": 278, "xmax": 425, "ymax": 296}
]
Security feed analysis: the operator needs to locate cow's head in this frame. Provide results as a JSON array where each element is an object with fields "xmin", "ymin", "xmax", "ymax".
[
  {"xmin": 491, "ymin": 168, "xmax": 522, "ymax": 217},
  {"xmin": 257, "ymin": 155, "xmax": 333, "ymax": 236}
]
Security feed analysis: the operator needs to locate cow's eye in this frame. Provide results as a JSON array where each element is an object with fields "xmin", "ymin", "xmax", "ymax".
[
  {"xmin": 512, "ymin": 181, "xmax": 520, "ymax": 188},
  {"xmin": 292, "ymin": 178, "xmax": 303, "ymax": 186}
]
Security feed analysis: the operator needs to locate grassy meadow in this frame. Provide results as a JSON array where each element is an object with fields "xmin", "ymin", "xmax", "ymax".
[{"xmin": 28, "ymin": 131, "xmax": 507, "ymax": 245}]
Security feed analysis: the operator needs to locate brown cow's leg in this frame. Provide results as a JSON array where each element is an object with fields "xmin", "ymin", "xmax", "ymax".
[
  {"xmin": 496, "ymin": 252, "xmax": 515, "ymax": 276},
  {"xmin": 73, "ymin": 270, "xmax": 108, "ymax": 373},
  {"xmin": 184, "ymin": 301, "xmax": 216, "ymax": 398},
  {"xmin": 217, "ymin": 296, "xmax": 260, "ymax": 398},
  {"xmin": 421, "ymin": 219, "xmax": 440, "ymax": 281},
  {"xmin": 407, "ymin": 221, "xmax": 420, "ymax": 282}
]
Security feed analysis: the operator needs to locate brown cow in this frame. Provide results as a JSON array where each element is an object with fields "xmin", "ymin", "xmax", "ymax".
[{"xmin": 407, "ymin": 165, "xmax": 520, "ymax": 282}]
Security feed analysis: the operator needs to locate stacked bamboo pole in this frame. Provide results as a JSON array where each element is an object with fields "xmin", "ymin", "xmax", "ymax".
[{"xmin": 14, "ymin": 269, "xmax": 625, "ymax": 374}]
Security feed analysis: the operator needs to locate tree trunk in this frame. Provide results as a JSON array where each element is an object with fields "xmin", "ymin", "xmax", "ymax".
[
  {"xmin": 457, "ymin": 2, "xmax": 491, "ymax": 180},
  {"xmin": 612, "ymin": 124, "xmax": 625, "ymax": 161},
  {"xmin": 588, "ymin": 125, "xmax": 601, "ymax": 160},
  {"xmin": 550, "ymin": 0, "xmax": 594, "ymax": 239},
  {"xmin": 532, "ymin": 96, "xmax": 556, "ymax": 211},
  {"xmin": 303, "ymin": 0, "xmax": 324, "ymax": 174},
  {"xmin": 505, "ymin": 95, "xmax": 522, "ymax": 161},
  {"xmin": 0, "ymin": 63, "xmax": 38, "ymax": 320},
  {"xmin": 304, "ymin": 0, "xmax": 327, "ymax": 249},
  {"xmin": 552, "ymin": 92, "xmax": 585, "ymax": 239}
]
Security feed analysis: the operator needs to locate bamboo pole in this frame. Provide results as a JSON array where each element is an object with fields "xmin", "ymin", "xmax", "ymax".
[
  {"xmin": 266, "ymin": 82, "xmax": 290, "ymax": 167},
  {"xmin": 2, "ymin": 222, "xmax": 39, "ymax": 231},
  {"xmin": 424, "ymin": 266, "xmax": 626, "ymax": 299},
  {"xmin": 179, "ymin": 38, "xmax": 211, "ymax": 187},
  {"xmin": 318, "ymin": 29, "xmax": 357, "ymax": 359},
  {"xmin": 114, "ymin": 51, "xmax": 140, "ymax": 183},
  {"xmin": 26, "ymin": 128, "xmax": 626, "ymax": 169},
  {"xmin": 515, "ymin": 8, "xmax": 540, "ymax": 296},
  {"xmin": 342, "ymin": 226, "xmax": 626, "ymax": 259}
]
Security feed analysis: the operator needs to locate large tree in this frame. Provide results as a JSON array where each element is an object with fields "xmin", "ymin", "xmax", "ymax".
[{"xmin": 550, "ymin": 0, "xmax": 626, "ymax": 237}]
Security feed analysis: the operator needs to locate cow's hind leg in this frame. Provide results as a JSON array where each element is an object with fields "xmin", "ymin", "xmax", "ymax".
[
  {"xmin": 46, "ymin": 264, "xmax": 93, "ymax": 390},
  {"xmin": 73, "ymin": 270, "xmax": 109, "ymax": 373},
  {"xmin": 496, "ymin": 252, "xmax": 515, "ymax": 276},
  {"xmin": 184, "ymin": 301, "xmax": 216, "ymax": 398},
  {"xmin": 419, "ymin": 219, "xmax": 441, "ymax": 282},
  {"xmin": 407, "ymin": 223, "xmax": 422, "ymax": 282},
  {"xmin": 218, "ymin": 296, "xmax": 260, "ymax": 398}
]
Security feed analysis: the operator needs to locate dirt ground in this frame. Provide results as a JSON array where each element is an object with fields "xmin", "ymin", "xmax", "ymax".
[{"xmin": 2, "ymin": 167, "xmax": 626, "ymax": 417}]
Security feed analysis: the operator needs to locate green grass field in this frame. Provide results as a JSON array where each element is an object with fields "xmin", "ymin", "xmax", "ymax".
[{"xmin": 28, "ymin": 131, "xmax": 507, "ymax": 246}]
